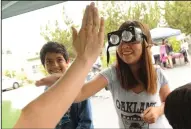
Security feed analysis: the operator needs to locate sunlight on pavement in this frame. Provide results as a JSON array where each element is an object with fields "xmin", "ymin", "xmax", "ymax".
[
  {"xmin": 2, "ymin": 85, "xmax": 45, "ymax": 109},
  {"xmin": 2, "ymin": 65, "xmax": 190, "ymax": 128}
]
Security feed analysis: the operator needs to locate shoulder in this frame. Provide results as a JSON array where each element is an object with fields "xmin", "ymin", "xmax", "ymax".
[
  {"xmin": 155, "ymin": 65, "xmax": 164, "ymax": 77},
  {"xmin": 154, "ymin": 65, "xmax": 169, "ymax": 87},
  {"xmin": 100, "ymin": 65, "xmax": 117, "ymax": 79}
]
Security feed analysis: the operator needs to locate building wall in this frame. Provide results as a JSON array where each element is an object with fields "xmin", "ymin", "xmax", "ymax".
[{"xmin": 24, "ymin": 58, "xmax": 45, "ymax": 81}]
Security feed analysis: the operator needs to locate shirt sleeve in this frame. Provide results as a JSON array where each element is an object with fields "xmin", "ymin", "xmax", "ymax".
[
  {"xmin": 99, "ymin": 66, "xmax": 116, "ymax": 91},
  {"xmin": 156, "ymin": 67, "xmax": 169, "ymax": 87}
]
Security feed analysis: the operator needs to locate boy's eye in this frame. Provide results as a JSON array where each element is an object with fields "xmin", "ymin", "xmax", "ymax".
[
  {"xmin": 58, "ymin": 58, "xmax": 64, "ymax": 62},
  {"xmin": 46, "ymin": 60, "xmax": 52, "ymax": 64}
]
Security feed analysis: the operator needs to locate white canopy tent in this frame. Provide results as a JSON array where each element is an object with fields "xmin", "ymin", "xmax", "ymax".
[{"xmin": 150, "ymin": 27, "xmax": 182, "ymax": 42}]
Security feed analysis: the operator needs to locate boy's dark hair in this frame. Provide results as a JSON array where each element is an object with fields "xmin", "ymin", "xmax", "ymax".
[
  {"xmin": 164, "ymin": 83, "xmax": 191, "ymax": 129},
  {"xmin": 40, "ymin": 41, "xmax": 69, "ymax": 66}
]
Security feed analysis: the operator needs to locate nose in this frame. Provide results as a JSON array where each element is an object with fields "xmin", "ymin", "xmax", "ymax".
[
  {"xmin": 121, "ymin": 42, "xmax": 131, "ymax": 49},
  {"xmin": 51, "ymin": 61, "xmax": 59, "ymax": 67}
]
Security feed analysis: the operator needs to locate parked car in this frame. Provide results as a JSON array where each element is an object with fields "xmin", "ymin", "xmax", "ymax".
[{"xmin": 2, "ymin": 76, "xmax": 22, "ymax": 90}]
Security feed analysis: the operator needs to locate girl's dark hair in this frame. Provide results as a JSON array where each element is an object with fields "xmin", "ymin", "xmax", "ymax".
[
  {"xmin": 164, "ymin": 83, "xmax": 191, "ymax": 129},
  {"xmin": 115, "ymin": 20, "xmax": 157, "ymax": 94},
  {"xmin": 40, "ymin": 41, "xmax": 69, "ymax": 66}
]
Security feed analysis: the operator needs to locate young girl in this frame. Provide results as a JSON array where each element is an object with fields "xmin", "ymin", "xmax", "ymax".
[
  {"xmin": 75, "ymin": 21, "xmax": 170, "ymax": 128},
  {"xmin": 37, "ymin": 21, "xmax": 171, "ymax": 128}
]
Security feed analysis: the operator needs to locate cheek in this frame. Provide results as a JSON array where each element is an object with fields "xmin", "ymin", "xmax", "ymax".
[
  {"xmin": 116, "ymin": 46, "xmax": 122, "ymax": 55},
  {"xmin": 60, "ymin": 63, "xmax": 69, "ymax": 69},
  {"xmin": 133, "ymin": 44, "xmax": 142, "ymax": 56},
  {"xmin": 44, "ymin": 65, "xmax": 51, "ymax": 74}
]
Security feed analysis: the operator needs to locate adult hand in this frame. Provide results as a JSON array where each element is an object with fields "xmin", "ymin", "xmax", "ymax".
[{"xmin": 71, "ymin": 2, "xmax": 104, "ymax": 63}]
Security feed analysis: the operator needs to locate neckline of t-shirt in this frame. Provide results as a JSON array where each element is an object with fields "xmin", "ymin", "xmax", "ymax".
[{"xmin": 130, "ymin": 90, "xmax": 145, "ymax": 95}]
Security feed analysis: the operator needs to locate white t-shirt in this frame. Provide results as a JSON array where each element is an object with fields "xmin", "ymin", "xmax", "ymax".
[
  {"xmin": 181, "ymin": 42, "xmax": 189, "ymax": 50},
  {"xmin": 100, "ymin": 66, "xmax": 169, "ymax": 129},
  {"xmin": 151, "ymin": 45, "xmax": 160, "ymax": 55}
]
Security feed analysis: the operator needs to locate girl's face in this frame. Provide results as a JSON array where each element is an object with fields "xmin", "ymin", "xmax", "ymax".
[{"xmin": 117, "ymin": 40, "xmax": 143, "ymax": 65}]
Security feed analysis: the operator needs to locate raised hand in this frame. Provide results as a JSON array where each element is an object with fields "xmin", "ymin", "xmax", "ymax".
[{"xmin": 71, "ymin": 2, "xmax": 104, "ymax": 63}]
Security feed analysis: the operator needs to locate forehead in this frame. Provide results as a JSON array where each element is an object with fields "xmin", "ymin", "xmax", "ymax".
[{"xmin": 45, "ymin": 52, "xmax": 64, "ymax": 60}]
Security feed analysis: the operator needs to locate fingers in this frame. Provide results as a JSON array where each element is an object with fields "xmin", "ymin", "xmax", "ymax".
[
  {"xmin": 71, "ymin": 27, "xmax": 78, "ymax": 42},
  {"xmin": 81, "ymin": 5, "xmax": 89, "ymax": 29},
  {"xmin": 142, "ymin": 107, "xmax": 158, "ymax": 124},
  {"xmin": 35, "ymin": 80, "xmax": 44, "ymax": 86},
  {"xmin": 142, "ymin": 107, "xmax": 152, "ymax": 122},
  {"xmin": 87, "ymin": 3, "xmax": 94, "ymax": 34},
  {"xmin": 93, "ymin": 7, "xmax": 99, "ymax": 32},
  {"xmin": 143, "ymin": 107, "xmax": 151, "ymax": 116},
  {"xmin": 98, "ymin": 17, "xmax": 105, "ymax": 45},
  {"xmin": 143, "ymin": 111, "xmax": 152, "ymax": 121}
]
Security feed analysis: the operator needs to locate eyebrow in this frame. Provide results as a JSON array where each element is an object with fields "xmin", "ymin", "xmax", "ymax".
[{"xmin": 45, "ymin": 56, "xmax": 64, "ymax": 60}]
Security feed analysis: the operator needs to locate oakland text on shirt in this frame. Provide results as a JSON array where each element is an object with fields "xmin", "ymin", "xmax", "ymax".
[
  {"xmin": 116, "ymin": 100, "xmax": 157, "ymax": 129},
  {"xmin": 116, "ymin": 99, "xmax": 156, "ymax": 113}
]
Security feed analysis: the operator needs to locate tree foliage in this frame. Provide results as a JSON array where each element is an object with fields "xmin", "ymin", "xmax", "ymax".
[
  {"xmin": 40, "ymin": 7, "xmax": 78, "ymax": 59},
  {"xmin": 164, "ymin": 1, "xmax": 191, "ymax": 34},
  {"xmin": 41, "ymin": 1, "xmax": 161, "ymax": 62},
  {"xmin": 99, "ymin": 1, "xmax": 161, "ymax": 44}
]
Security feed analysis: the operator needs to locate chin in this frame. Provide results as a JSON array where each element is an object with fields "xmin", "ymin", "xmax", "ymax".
[
  {"xmin": 122, "ymin": 58, "xmax": 134, "ymax": 64},
  {"xmin": 124, "ymin": 61, "xmax": 136, "ymax": 65}
]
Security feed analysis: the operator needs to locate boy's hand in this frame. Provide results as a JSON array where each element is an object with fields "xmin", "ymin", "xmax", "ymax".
[{"xmin": 35, "ymin": 73, "xmax": 62, "ymax": 87}]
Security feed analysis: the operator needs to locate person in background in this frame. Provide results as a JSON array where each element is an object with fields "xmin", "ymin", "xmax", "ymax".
[
  {"xmin": 160, "ymin": 39, "xmax": 168, "ymax": 69},
  {"xmin": 37, "ymin": 42, "xmax": 93, "ymax": 129},
  {"xmin": 181, "ymin": 39, "xmax": 189, "ymax": 64},
  {"xmin": 164, "ymin": 82, "xmax": 191, "ymax": 129},
  {"xmin": 165, "ymin": 41, "xmax": 173, "ymax": 68},
  {"xmin": 151, "ymin": 42, "xmax": 161, "ymax": 65}
]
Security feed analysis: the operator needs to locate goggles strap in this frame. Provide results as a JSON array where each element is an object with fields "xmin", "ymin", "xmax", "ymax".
[{"xmin": 106, "ymin": 46, "xmax": 110, "ymax": 66}]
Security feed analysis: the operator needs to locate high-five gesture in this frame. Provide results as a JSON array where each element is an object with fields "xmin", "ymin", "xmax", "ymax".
[
  {"xmin": 14, "ymin": 2, "xmax": 105, "ymax": 128},
  {"xmin": 72, "ymin": 2, "xmax": 104, "ymax": 62}
]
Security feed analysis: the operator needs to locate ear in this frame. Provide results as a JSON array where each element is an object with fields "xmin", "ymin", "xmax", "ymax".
[{"xmin": 66, "ymin": 58, "xmax": 70, "ymax": 64}]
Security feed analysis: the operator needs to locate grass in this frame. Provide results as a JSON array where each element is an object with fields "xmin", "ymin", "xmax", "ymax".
[{"xmin": 2, "ymin": 100, "xmax": 21, "ymax": 128}]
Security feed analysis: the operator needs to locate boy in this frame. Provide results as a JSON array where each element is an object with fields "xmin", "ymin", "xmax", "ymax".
[{"xmin": 37, "ymin": 41, "xmax": 93, "ymax": 129}]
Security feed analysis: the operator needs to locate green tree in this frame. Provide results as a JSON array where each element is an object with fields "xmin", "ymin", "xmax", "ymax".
[
  {"xmin": 4, "ymin": 70, "xmax": 16, "ymax": 78},
  {"xmin": 127, "ymin": 1, "xmax": 161, "ymax": 29},
  {"xmin": 164, "ymin": 1, "xmax": 191, "ymax": 34},
  {"xmin": 40, "ymin": 7, "xmax": 79, "ymax": 59},
  {"xmin": 168, "ymin": 37, "xmax": 181, "ymax": 52}
]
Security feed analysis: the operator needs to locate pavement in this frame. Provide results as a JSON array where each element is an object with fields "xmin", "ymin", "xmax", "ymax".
[{"xmin": 2, "ymin": 64, "xmax": 191, "ymax": 128}]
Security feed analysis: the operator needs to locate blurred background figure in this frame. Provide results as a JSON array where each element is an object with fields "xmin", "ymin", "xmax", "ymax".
[
  {"xmin": 160, "ymin": 39, "xmax": 168, "ymax": 69},
  {"xmin": 151, "ymin": 42, "xmax": 161, "ymax": 65},
  {"xmin": 165, "ymin": 40, "xmax": 174, "ymax": 68},
  {"xmin": 180, "ymin": 39, "xmax": 189, "ymax": 64}
]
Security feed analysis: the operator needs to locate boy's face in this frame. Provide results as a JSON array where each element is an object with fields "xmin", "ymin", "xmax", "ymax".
[{"xmin": 44, "ymin": 52, "xmax": 69, "ymax": 74}]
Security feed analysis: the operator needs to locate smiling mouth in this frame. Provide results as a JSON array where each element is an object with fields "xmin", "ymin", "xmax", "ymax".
[
  {"xmin": 50, "ymin": 69, "xmax": 62, "ymax": 74},
  {"xmin": 122, "ymin": 51, "xmax": 133, "ymax": 55}
]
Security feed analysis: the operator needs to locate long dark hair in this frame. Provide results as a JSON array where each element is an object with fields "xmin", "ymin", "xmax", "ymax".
[{"xmin": 115, "ymin": 21, "xmax": 157, "ymax": 94}]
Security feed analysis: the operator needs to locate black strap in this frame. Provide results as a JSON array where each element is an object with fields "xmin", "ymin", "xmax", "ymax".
[{"xmin": 106, "ymin": 46, "xmax": 110, "ymax": 66}]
